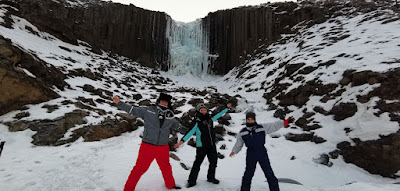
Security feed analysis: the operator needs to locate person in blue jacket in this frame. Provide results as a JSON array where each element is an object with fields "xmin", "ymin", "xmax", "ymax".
[
  {"xmin": 175, "ymin": 102, "xmax": 232, "ymax": 188},
  {"xmin": 229, "ymin": 112, "xmax": 292, "ymax": 191}
]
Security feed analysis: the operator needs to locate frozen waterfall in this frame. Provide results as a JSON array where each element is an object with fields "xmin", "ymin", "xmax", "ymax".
[{"xmin": 166, "ymin": 19, "xmax": 214, "ymax": 76}]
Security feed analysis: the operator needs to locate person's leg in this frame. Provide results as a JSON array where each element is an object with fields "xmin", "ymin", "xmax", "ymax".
[
  {"xmin": 155, "ymin": 145, "xmax": 177, "ymax": 189},
  {"xmin": 188, "ymin": 148, "xmax": 207, "ymax": 185},
  {"xmin": 241, "ymin": 152, "xmax": 257, "ymax": 191},
  {"xmin": 0, "ymin": 141, "xmax": 5, "ymax": 158},
  {"xmin": 124, "ymin": 143, "xmax": 155, "ymax": 191},
  {"xmin": 206, "ymin": 148, "xmax": 218, "ymax": 182},
  {"xmin": 259, "ymin": 153, "xmax": 279, "ymax": 191}
]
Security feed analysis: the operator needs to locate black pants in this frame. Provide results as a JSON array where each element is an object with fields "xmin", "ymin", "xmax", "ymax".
[{"xmin": 188, "ymin": 146, "xmax": 218, "ymax": 184}]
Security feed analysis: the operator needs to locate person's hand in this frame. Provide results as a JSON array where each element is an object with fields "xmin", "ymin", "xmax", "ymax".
[
  {"xmin": 113, "ymin": 96, "xmax": 120, "ymax": 104},
  {"xmin": 229, "ymin": 152, "xmax": 235, "ymax": 157},
  {"xmin": 174, "ymin": 141, "xmax": 183, "ymax": 149},
  {"xmin": 284, "ymin": 117, "xmax": 293, "ymax": 127},
  {"xmin": 227, "ymin": 103, "xmax": 232, "ymax": 109}
]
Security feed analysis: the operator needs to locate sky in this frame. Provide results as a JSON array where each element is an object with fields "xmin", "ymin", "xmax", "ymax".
[{"xmin": 106, "ymin": 0, "xmax": 292, "ymax": 22}]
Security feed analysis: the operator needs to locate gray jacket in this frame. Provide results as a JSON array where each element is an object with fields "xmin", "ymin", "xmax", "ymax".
[
  {"xmin": 231, "ymin": 121, "xmax": 283, "ymax": 154},
  {"xmin": 117, "ymin": 101, "xmax": 184, "ymax": 146}
]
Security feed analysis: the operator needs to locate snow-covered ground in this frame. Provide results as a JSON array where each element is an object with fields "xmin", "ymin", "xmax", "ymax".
[
  {"xmin": 1, "ymin": 120, "xmax": 399, "ymax": 191},
  {"xmin": 1, "ymin": 2, "xmax": 400, "ymax": 191}
]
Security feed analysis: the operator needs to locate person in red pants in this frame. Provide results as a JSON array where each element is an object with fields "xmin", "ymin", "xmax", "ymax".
[{"xmin": 113, "ymin": 93, "xmax": 186, "ymax": 190}]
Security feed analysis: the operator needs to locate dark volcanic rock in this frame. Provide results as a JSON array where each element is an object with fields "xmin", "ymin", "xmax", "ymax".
[
  {"xmin": 337, "ymin": 133, "xmax": 400, "ymax": 178},
  {"xmin": 339, "ymin": 70, "xmax": 384, "ymax": 87},
  {"xmin": 138, "ymin": 99, "xmax": 152, "ymax": 106},
  {"xmin": 330, "ymin": 102, "xmax": 358, "ymax": 121},
  {"xmin": 11, "ymin": 0, "xmax": 384, "ymax": 76},
  {"xmin": 313, "ymin": 106, "xmax": 329, "ymax": 115},
  {"xmin": 82, "ymin": 120, "xmax": 132, "ymax": 142},
  {"xmin": 42, "ymin": 104, "xmax": 60, "ymax": 113},
  {"xmin": 14, "ymin": 112, "xmax": 30, "ymax": 119},
  {"xmin": 28, "ymin": 110, "xmax": 88, "ymax": 146},
  {"xmin": 16, "ymin": 0, "xmax": 169, "ymax": 69},
  {"xmin": 285, "ymin": 132, "xmax": 326, "ymax": 144},
  {"xmin": 188, "ymin": 98, "xmax": 204, "ymax": 108},
  {"xmin": 313, "ymin": 153, "xmax": 333, "ymax": 167},
  {"xmin": 214, "ymin": 124, "xmax": 226, "ymax": 135},
  {"xmin": 8, "ymin": 121, "xmax": 30, "ymax": 132},
  {"xmin": 83, "ymin": 84, "xmax": 96, "ymax": 93},
  {"xmin": 277, "ymin": 82, "xmax": 337, "ymax": 107},
  {"xmin": 188, "ymin": 138, "xmax": 196, "ymax": 148},
  {"xmin": 205, "ymin": 2, "xmax": 329, "ymax": 74},
  {"xmin": 285, "ymin": 63, "xmax": 305, "ymax": 76},
  {"xmin": 0, "ymin": 37, "xmax": 65, "ymax": 116},
  {"xmin": 131, "ymin": 94, "xmax": 143, "ymax": 100},
  {"xmin": 295, "ymin": 112, "xmax": 314, "ymax": 128}
]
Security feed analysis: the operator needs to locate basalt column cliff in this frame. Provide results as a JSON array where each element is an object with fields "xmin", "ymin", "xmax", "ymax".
[{"xmin": 13, "ymin": 0, "xmax": 327, "ymax": 74}]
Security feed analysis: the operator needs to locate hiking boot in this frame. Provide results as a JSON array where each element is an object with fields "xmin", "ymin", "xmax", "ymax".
[
  {"xmin": 186, "ymin": 181, "xmax": 196, "ymax": 188},
  {"xmin": 207, "ymin": 178, "xmax": 220, "ymax": 184},
  {"xmin": 172, "ymin": 185, "xmax": 181, "ymax": 189}
]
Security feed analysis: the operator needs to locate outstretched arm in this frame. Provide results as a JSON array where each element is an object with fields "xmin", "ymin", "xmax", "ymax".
[
  {"xmin": 212, "ymin": 103, "xmax": 232, "ymax": 121},
  {"xmin": 230, "ymin": 133, "xmax": 245, "ymax": 157},
  {"xmin": 260, "ymin": 117, "xmax": 293, "ymax": 134},
  {"xmin": 175, "ymin": 123, "xmax": 199, "ymax": 148},
  {"xmin": 113, "ymin": 96, "xmax": 146, "ymax": 119},
  {"xmin": 260, "ymin": 121, "xmax": 284, "ymax": 134}
]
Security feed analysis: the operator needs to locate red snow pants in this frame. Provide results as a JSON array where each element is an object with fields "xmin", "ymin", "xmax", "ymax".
[{"xmin": 124, "ymin": 142, "xmax": 176, "ymax": 191}]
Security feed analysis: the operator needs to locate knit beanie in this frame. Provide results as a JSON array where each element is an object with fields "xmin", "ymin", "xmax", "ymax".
[
  {"xmin": 196, "ymin": 103, "xmax": 207, "ymax": 112},
  {"xmin": 246, "ymin": 112, "xmax": 256, "ymax": 120}
]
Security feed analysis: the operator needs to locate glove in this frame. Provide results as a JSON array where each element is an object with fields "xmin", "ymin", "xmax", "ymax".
[{"xmin": 284, "ymin": 117, "xmax": 293, "ymax": 127}]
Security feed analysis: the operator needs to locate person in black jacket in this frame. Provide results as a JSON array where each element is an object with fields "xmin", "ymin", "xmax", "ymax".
[{"xmin": 175, "ymin": 102, "xmax": 232, "ymax": 188}]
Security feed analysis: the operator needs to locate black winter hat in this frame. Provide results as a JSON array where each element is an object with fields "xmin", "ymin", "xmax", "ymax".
[
  {"xmin": 157, "ymin": 93, "xmax": 172, "ymax": 106},
  {"xmin": 246, "ymin": 112, "xmax": 256, "ymax": 120}
]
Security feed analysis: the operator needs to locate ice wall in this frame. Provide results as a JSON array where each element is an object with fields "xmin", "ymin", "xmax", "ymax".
[{"xmin": 166, "ymin": 19, "xmax": 212, "ymax": 76}]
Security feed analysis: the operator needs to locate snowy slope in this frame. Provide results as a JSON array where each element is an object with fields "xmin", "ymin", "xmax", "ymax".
[
  {"xmin": 215, "ymin": 8, "xmax": 400, "ymax": 142},
  {"xmin": 1, "ymin": 2, "xmax": 400, "ymax": 191}
]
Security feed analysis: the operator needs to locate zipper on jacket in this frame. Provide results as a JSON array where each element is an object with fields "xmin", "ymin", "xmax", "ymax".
[
  {"xmin": 157, "ymin": 130, "xmax": 161, "ymax": 145},
  {"xmin": 157, "ymin": 107, "xmax": 165, "ymax": 145},
  {"xmin": 208, "ymin": 121, "xmax": 213, "ymax": 146}
]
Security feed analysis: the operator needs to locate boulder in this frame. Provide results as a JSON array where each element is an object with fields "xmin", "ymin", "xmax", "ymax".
[
  {"xmin": 330, "ymin": 102, "xmax": 358, "ymax": 121},
  {"xmin": 337, "ymin": 133, "xmax": 400, "ymax": 178},
  {"xmin": 312, "ymin": 153, "xmax": 333, "ymax": 167}
]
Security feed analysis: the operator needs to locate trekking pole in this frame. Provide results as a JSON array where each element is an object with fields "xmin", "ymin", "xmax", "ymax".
[{"xmin": 0, "ymin": 141, "xmax": 5, "ymax": 158}]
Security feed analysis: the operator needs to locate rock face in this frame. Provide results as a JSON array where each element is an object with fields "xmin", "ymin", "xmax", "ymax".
[
  {"xmin": 11, "ymin": 0, "xmax": 335, "ymax": 75},
  {"xmin": 15, "ymin": 0, "xmax": 169, "ymax": 69},
  {"xmin": 337, "ymin": 133, "xmax": 400, "ymax": 178},
  {"xmin": 335, "ymin": 68, "xmax": 400, "ymax": 178},
  {"xmin": 0, "ymin": 36, "xmax": 65, "ymax": 116},
  {"xmin": 203, "ymin": 2, "xmax": 328, "ymax": 74}
]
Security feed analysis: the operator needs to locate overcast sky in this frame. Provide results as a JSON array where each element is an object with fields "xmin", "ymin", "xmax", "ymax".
[{"xmin": 105, "ymin": 0, "xmax": 293, "ymax": 22}]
